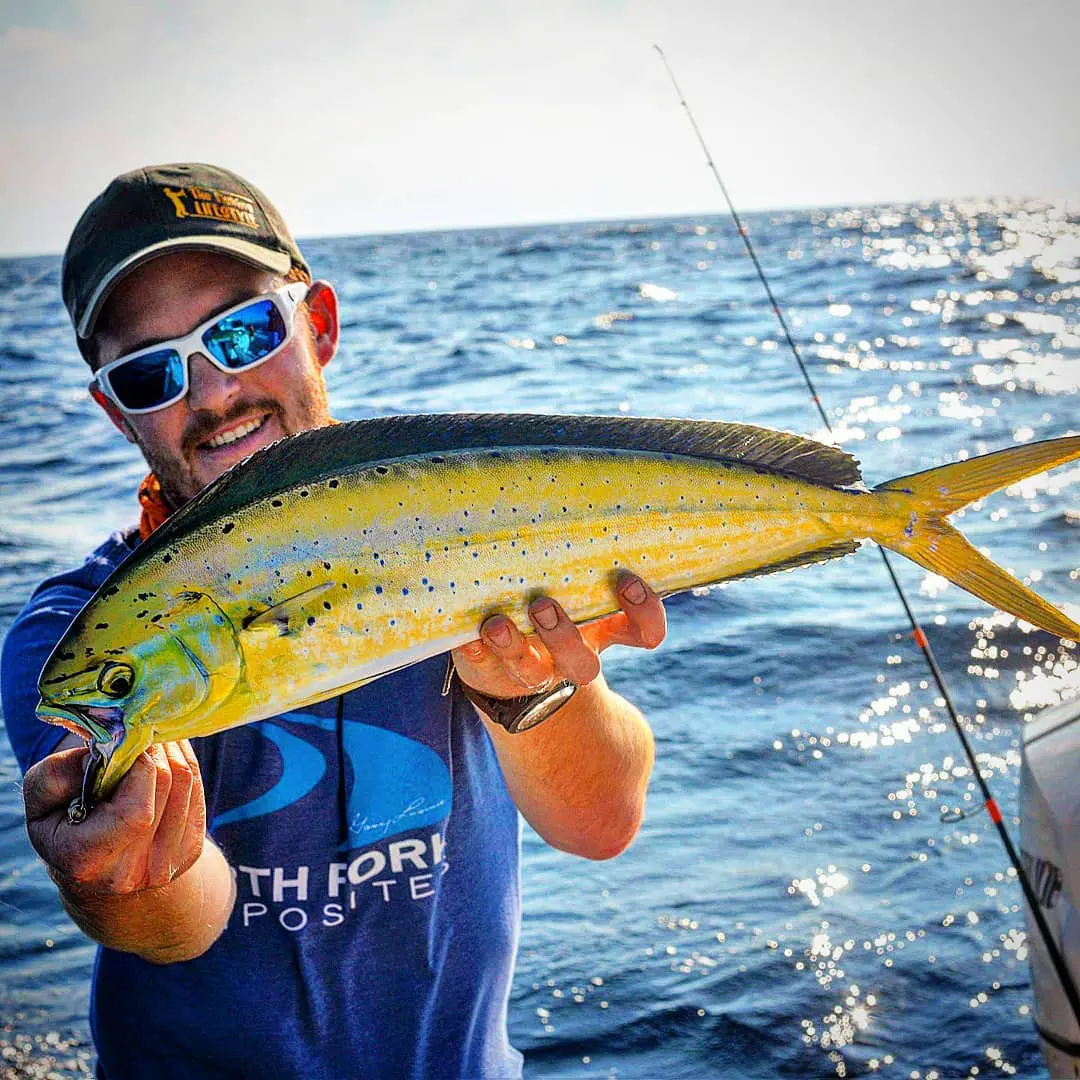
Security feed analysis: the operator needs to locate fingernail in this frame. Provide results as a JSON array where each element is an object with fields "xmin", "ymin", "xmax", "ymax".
[
  {"xmin": 486, "ymin": 619, "xmax": 512, "ymax": 647},
  {"xmin": 532, "ymin": 601, "xmax": 558, "ymax": 630},
  {"xmin": 621, "ymin": 578, "xmax": 647, "ymax": 605}
]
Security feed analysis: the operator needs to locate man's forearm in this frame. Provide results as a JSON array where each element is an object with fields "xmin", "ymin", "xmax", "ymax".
[
  {"xmin": 54, "ymin": 836, "xmax": 236, "ymax": 964},
  {"xmin": 480, "ymin": 673, "xmax": 655, "ymax": 860}
]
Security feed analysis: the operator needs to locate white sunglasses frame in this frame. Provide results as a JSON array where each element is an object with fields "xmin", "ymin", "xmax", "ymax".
[{"xmin": 90, "ymin": 281, "xmax": 311, "ymax": 415}]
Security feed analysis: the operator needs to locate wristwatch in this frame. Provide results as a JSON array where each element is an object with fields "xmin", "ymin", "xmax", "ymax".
[{"xmin": 444, "ymin": 657, "xmax": 577, "ymax": 734}]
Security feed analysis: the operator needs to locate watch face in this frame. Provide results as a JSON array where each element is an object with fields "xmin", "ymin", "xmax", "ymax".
[
  {"xmin": 505, "ymin": 683, "xmax": 578, "ymax": 733},
  {"xmin": 455, "ymin": 672, "xmax": 577, "ymax": 733}
]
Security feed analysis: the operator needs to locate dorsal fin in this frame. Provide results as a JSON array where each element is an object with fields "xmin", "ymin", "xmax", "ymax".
[{"xmin": 138, "ymin": 414, "xmax": 862, "ymax": 559}]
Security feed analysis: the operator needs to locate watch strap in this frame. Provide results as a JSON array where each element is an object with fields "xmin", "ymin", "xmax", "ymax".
[{"xmin": 445, "ymin": 657, "xmax": 577, "ymax": 733}]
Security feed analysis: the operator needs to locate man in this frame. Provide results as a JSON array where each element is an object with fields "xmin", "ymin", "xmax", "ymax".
[{"xmin": 1, "ymin": 164, "xmax": 664, "ymax": 1079}]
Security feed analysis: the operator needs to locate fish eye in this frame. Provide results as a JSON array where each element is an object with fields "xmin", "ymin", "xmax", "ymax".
[{"xmin": 98, "ymin": 661, "xmax": 134, "ymax": 698}]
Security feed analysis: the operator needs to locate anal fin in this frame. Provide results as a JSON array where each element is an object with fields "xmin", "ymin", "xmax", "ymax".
[{"xmin": 718, "ymin": 539, "xmax": 861, "ymax": 585}]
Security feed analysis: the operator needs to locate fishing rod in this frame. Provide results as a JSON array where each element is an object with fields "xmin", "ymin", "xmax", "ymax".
[{"xmin": 652, "ymin": 43, "xmax": 1080, "ymax": 1031}]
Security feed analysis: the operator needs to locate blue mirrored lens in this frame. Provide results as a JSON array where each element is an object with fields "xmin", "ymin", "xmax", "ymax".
[
  {"xmin": 106, "ymin": 349, "xmax": 185, "ymax": 411},
  {"xmin": 201, "ymin": 298, "xmax": 286, "ymax": 369}
]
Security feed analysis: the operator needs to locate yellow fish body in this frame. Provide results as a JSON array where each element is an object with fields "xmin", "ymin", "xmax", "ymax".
[{"xmin": 34, "ymin": 414, "xmax": 1080, "ymax": 802}]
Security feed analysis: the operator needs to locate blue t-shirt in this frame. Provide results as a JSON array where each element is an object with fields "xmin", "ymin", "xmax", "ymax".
[{"xmin": 1, "ymin": 528, "xmax": 524, "ymax": 1079}]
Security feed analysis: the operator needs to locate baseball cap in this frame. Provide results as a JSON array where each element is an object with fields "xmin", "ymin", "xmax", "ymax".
[{"xmin": 62, "ymin": 163, "xmax": 309, "ymax": 342}]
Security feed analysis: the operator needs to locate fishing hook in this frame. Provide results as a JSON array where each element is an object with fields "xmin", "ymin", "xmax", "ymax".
[
  {"xmin": 940, "ymin": 801, "xmax": 988, "ymax": 824},
  {"xmin": 66, "ymin": 740, "xmax": 104, "ymax": 825}
]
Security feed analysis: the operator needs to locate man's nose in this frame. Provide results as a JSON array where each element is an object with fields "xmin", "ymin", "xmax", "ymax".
[{"xmin": 186, "ymin": 353, "xmax": 241, "ymax": 412}]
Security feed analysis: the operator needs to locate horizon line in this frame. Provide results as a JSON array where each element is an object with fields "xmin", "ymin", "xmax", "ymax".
[{"xmin": 1, "ymin": 189, "xmax": 1075, "ymax": 262}]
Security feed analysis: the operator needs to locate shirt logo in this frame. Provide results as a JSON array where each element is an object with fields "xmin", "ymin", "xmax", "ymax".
[
  {"xmin": 160, "ymin": 184, "xmax": 259, "ymax": 229},
  {"xmin": 212, "ymin": 712, "xmax": 456, "ymax": 932},
  {"xmin": 211, "ymin": 711, "xmax": 453, "ymax": 850}
]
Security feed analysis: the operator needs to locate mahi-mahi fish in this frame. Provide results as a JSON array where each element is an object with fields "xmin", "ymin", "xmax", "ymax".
[{"xmin": 34, "ymin": 414, "xmax": 1080, "ymax": 804}]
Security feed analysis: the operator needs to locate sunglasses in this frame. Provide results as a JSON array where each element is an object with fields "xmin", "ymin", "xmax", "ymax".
[{"xmin": 90, "ymin": 281, "xmax": 311, "ymax": 415}]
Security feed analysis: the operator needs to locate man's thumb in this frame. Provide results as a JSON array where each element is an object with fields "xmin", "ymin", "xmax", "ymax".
[{"xmin": 22, "ymin": 746, "xmax": 89, "ymax": 818}]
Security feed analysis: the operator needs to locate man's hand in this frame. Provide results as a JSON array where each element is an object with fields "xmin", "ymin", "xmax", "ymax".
[
  {"xmin": 451, "ymin": 572, "xmax": 663, "ymax": 861},
  {"xmin": 22, "ymin": 739, "xmax": 235, "ymax": 961},
  {"xmin": 451, "ymin": 572, "xmax": 667, "ymax": 699},
  {"xmin": 25, "ymin": 740, "xmax": 206, "ymax": 894}
]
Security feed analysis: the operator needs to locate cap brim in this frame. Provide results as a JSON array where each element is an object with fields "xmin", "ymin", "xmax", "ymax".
[{"xmin": 77, "ymin": 235, "xmax": 293, "ymax": 339}]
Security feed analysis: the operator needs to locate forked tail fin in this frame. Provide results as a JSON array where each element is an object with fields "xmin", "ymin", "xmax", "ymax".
[{"xmin": 873, "ymin": 435, "xmax": 1080, "ymax": 641}]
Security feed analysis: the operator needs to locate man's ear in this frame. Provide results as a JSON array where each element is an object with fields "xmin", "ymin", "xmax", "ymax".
[
  {"xmin": 305, "ymin": 281, "xmax": 339, "ymax": 369},
  {"xmin": 89, "ymin": 385, "xmax": 138, "ymax": 444}
]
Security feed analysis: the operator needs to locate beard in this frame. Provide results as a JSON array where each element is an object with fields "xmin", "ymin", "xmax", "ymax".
[{"xmin": 137, "ymin": 375, "xmax": 332, "ymax": 510}]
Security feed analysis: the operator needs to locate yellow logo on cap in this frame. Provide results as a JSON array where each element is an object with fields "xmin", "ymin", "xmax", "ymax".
[{"xmin": 160, "ymin": 185, "xmax": 259, "ymax": 230}]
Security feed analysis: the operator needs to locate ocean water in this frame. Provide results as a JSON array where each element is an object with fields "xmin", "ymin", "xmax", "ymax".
[{"xmin": 1, "ymin": 200, "xmax": 1078, "ymax": 1078}]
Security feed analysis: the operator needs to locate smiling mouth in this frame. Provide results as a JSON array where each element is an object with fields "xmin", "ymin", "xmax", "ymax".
[{"xmin": 199, "ymin": 413, "xmax": 271, "ymax": 452}]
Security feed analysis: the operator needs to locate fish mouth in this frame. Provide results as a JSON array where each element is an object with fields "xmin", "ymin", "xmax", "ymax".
[
  {"xmin": 36, "ymin": 700, "xmax": 131, "ymax": 807},
  {"xmin": 36, "ymin": 700, "xmax": 125, "ymax": 745}
]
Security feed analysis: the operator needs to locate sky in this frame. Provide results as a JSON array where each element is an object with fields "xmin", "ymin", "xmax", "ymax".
[{"xmin": 1, "ymin": 0, "xmax": 1078, "ymax": 257}]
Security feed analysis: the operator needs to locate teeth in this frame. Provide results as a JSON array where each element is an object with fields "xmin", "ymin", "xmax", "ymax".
[{"xmin": 206, "ymin": 417, "xmax": 264, "ymax": 449}]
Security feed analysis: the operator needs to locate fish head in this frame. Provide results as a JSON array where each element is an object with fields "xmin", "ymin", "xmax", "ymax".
[{"xmin": 36, "ymin": 590, "xmax": 244, "ymax": 801}]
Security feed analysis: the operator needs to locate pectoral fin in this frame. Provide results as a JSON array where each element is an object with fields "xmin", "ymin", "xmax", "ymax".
[{"xmin": 241, "ymin": 582, "xmax": 336, "ymax": 636}]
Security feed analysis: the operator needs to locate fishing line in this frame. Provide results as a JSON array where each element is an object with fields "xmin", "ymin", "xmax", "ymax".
[
  {"xmin": 336, "ymin": 693, "xmax": 347, "ymax": 847},
  {"xmin": 652, "ymin": 43, "xmax": 1080, "ymax": 1029}
]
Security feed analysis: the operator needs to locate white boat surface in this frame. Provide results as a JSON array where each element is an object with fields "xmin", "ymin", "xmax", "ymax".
[{"xmin": 1021, "ymin": 691, "xmax": 1080, "ymax": 1078}]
